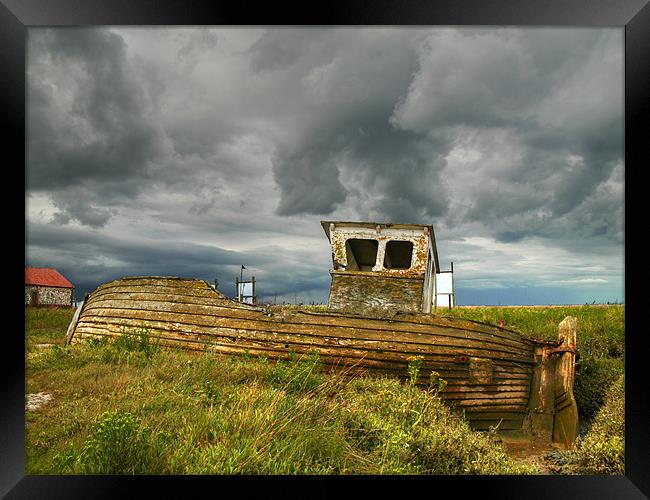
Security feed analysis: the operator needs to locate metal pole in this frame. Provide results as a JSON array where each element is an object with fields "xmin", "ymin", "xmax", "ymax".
[{"xmin": 450, "ymin": 261, "xmax": 455, "ymax": 308}]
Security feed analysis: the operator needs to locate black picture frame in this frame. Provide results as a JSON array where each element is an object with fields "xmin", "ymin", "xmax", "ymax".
[{"xmin": 4, "ymin": 0, "xmax": 648, "ymax": 497}]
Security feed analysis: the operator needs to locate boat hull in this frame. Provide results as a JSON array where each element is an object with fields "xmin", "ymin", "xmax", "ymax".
[{"xmin": 66, "ymin": 277, "xmax": 562, "ymax": 434}]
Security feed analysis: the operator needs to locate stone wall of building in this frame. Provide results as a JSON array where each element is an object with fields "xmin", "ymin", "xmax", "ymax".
[
  {"xmin": 327, "ymin": 272, "xmax": 424, "ymax": 314},
  {"xmin": 25, "ymin": 285, "xmax": 73, "ymax": 306}
]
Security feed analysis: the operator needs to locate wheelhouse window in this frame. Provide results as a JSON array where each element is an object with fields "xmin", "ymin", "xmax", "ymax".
[
  {"xmin": 383, "ymin": 240, "xmax": 414, "ymax": 270},
  {"xmin": 345, "ymin": 238, "xmax": 379, "ymax": 271}
]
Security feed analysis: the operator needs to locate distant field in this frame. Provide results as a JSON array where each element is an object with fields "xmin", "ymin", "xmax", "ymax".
[{"xmin": 24, "ymin": 304, "xmax": 624, "ymax": 475}]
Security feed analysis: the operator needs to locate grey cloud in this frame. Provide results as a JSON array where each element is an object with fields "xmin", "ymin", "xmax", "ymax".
[
  {"xmin": 495, "ymin": 231, "xmax": 527, "ymax": 243},
  {"xmin": 273, "ymin": 150, "xmax": 348, "ymax": 215},
  {"xmin": 177, "ymin": 30, "xmax": 219, "ymax": 62},
  {"xmin": 26, "ymin": 222, "xmax": 274, "ymax": 295},
  {"xmin": 25, "ymin": 27, "xmax": 624, "ymax": 304},
  {"xmin": 391, "ymin": 30, "xmax": 539, "ymax": 131},
  {"xmin": 50, "ymin": 190, "xmax": 114, "ymax": 228},
  {"xmin": 27, "ymin": 28, "xmax": 169, "ymax": 224},
  {"xmin": 389, "ymin": 28, "xmax": 623, "ymax": 243},
  {"xmin": 266, "ymin": 29, "xmax": 450, "ymax": 221},
  {"xmin": 247, "ymin": 29, "xmax": 326, "ymax": 74},
  {"xmin": 26, "ymin": 222, "xmax": 333, "ymax": 302},
  {"xmin": 341, "ymin": 125, "xmax": 450, "ymax": 222}
]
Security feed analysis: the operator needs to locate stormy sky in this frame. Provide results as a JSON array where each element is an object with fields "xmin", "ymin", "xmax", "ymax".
[{"xmin": 25, "ymin": 27, "xmax": 624, "ymax": 305}]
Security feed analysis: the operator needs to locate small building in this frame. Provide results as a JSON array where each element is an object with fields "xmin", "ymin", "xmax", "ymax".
[
  {"xmin": 25, "ymin": 267, "xmax": 74, "ymax": 307},
  {"xmin": 321, "ymin": 221, "xmax": 452, "ymax": 314}
]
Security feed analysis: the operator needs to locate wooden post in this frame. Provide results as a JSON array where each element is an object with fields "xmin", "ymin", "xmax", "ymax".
[
  {"xmin": 524, "ymin": 316, "xmax": 578, "ymax": 447},
  {"xmin": 252, "ymin": 276, "xmax": 257, "ymax": 305},
  {"xmin": 65, "ymin": 299, "xmax": 86, "ymax": 345},
  {"xmin": 552, "ymin": 316, "xmax": 579, "ymax": 447}
]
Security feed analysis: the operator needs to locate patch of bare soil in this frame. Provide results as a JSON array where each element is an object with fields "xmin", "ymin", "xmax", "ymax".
[
  {"xmin": 498, "ymin": 434, "xmax": 569, "ymax": 475},
  {"xmin": 26, "ymin": 392, "xmax": 52, "ymax": 411}
]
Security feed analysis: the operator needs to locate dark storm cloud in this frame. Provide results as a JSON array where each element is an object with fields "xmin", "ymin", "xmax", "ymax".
[
  {"xmin": 273, "ymin": 147, "xmax": 348, "ymax": 215},
  {"xmin": 265, "ymin": 27, "xmax": 622, "ymax": 242},
  {"xmin": 27, "ymin": 28, "xmax": 169, "ymax": 226},
  {"xmin": 49, "ymin": 188, "xmax": 114, "ymax": 228},
  {"xmin": 390, "ymin": 28, "xmax": 623, "ymax": 244},
  {"xmin": 27, "ymin": 222, "xmax": 333, "ymax": 301},
  {"xmin": 25, "ymin": 27, "xmax": 624, "ymax": 304},
  {"xmin": 247, "ymin": 29, "xmax": 312, "ymax": 73},
  {"xmin": 26, "ymin": 222, "xmax": 274, "ymax": 295},
  {"xmin": 27, "ymin": 222, "xmax": 256, "ymax": 268},
  {"xmin": 261, "ymin": 28, "xmax": 452, "ymax": 221}
]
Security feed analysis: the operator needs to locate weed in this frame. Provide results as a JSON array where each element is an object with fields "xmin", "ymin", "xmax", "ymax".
[
  {"xmin": 26, "ymin": 306, "xmax": 623, "ymax": 475},
  {"xmin": 428, "ymin": 370, "xmax": 447, "ymax": 394},
  {"xmin": 573, "ymin": 356, "xmax": 624, "ymax": 419},
  {"xmin": 83, "ymin": 336, "xmax": 107, "ymax": 349},
  {"xmin": 55, "ymin": 411, "xmax": 157, "ymax": 474},
  {"xmin": 406, "ymin": 355, "xmax": 423, "ymax": 387},
  {"xmin": 573, "ymin": 374, "xmax": 625, "ymax": 474},
  {"xmin": 269, "ymin": 350, "xmax": 323, "ymax": 393}
]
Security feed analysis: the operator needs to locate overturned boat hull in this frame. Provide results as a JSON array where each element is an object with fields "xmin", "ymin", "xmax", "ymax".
[{"xmin": 66, "ymin": 276, "xmax": 577, "ymax": 443}]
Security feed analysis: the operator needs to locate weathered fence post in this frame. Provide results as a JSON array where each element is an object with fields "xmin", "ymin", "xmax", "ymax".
[
  {"xmin": 525, "ymin": 316, "xmax": 579, "ymax": 447},
  {"xmin": 552, "ymin": 316, "xmax": 579, "ymax": 447},
  {"xmin": 64, "ymin": 299, "xmax": 86, "ymax": 345}
]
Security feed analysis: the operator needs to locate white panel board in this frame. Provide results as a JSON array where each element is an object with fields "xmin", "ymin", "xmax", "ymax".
[
  {"xmin": 238, "ymin": 282, "xmax": 253, "ymax": 296},
  {"xmin": 436, "ymin": 294, "xmax": 452, "ymax": 308},
  {"xmin": 435, "ymin": 272, "xmax": 455, "ymax": 308},
  {"xmin": 436, "ymin": 272, "xmax": 453, "ymax": 294}
]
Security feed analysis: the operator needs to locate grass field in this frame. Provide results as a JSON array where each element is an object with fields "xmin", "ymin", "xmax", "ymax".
[{"xmin": 25, "ymin": 304, "xmax": 624, "ymax": 475}]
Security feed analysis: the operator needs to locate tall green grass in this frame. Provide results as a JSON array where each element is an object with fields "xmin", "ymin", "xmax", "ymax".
[
  {"xmin": 26, "ymin": 305, "xmax": 623, "ymax": 475},
  {"xmin": 572, "ymin": 374, "xmax": 625, "ymax": 474},
  {"xmin": 25, "ymin": 306, "xmax": 75, "ymax": 350},
  {"xmin": 26, "ymin": 331, "xmax": 535, "ymax": 475}
]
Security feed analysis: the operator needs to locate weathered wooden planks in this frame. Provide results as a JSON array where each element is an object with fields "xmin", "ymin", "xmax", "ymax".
[
  {"xmin": 69, "ymin": 276, "xmax": 542, "ymax": 429},
  {"xmin": 76, "ymin": 307, "xmax": 535, "ymax": 363},
  {"xmin": 79, "ymin": 297, "xmax": 535, "ymax": 354},
  {"xmin": 328, "ymin": 272, "xmax": 424, "ymax": 313}
]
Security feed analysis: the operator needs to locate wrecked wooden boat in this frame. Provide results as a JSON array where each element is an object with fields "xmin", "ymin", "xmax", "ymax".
[{"xmin": 66, "ymin": 221, "xmax": 578, "ymax": 446}]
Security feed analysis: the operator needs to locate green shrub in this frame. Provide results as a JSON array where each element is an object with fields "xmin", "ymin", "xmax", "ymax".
[
  {"xmin": 113, "ymin": 327, "xmax": 158, "ymax": 357},
  {"xmin": 83, "ymin": 336, "xmax": 108, "ymax": 349},
  {"xmin": 573, "ymin": 356, "xmax": 624, "ymax": 419},
  {"xmin": 573, "ymin": 374, "xmax": 624, "ymax": 474},
  {"xmin": 55, "ymin": 411, "xmax": 159, "ymax": 474},
  {"xmin": 407, "ymin": 356, "xmax": 424, "ymax": 387},
  {"xmin": 94, "ymin": 327, "xmax": 160, "ymax": 366},
  {"xmin": 340, "ymin": 377, "xmax": 536, "ymax": 474}
]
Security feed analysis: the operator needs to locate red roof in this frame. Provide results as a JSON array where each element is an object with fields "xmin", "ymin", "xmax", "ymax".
[{"xmin": 25, "ymin": 267, "xmax": 74, "ymax": 289}]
